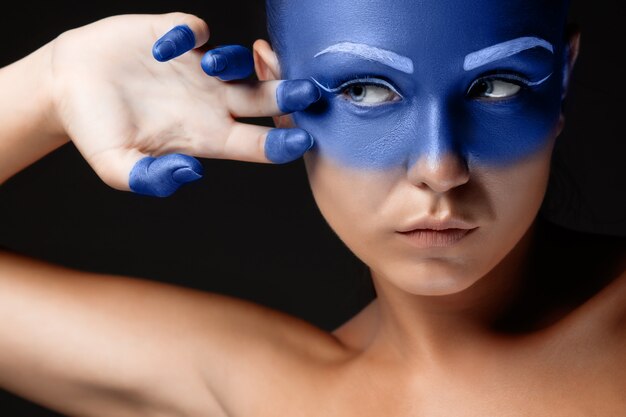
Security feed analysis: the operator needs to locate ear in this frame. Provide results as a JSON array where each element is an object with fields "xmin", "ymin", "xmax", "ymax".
[
  {"xmin": 253, "ymin": 39, "xmax": 280, "ymax": 81},
  {"xmin": 562, "ymin": 25, "xmax": 581, "ymax": 100},
  {"xmin": 557, "ymin": 26, "xmax": 581, "ymax": 134},
  {"xmin": 253, "ymin": 39, "xmax": 294, "ymax": 128}
]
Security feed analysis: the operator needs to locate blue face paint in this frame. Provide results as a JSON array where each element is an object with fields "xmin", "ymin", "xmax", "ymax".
[{"xmin": 268, "ymin": 0, "xmax": 570, "ymax": 169}]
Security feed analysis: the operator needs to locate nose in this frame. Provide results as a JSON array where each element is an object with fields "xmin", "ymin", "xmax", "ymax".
[
  {"xmin": 406, "ymin": 97, "xmax": 470, "ymax": 193},
  {"xmin": 407, "ymin": 153, "xmax": 470, "ymax": 193}
]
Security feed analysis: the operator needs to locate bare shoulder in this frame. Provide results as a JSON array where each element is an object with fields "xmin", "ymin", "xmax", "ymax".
[
  {"xmin": 0, "ymin": 250, "xmax": 349, "ymax": 417},
  {"xmin": 188, "ymin": 290, "xmax": 352, "ymax": 415}
]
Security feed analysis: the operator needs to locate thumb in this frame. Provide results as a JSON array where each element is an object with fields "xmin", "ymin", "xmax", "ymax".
[
  {"xmin": 129, "ymin": 154, "xmax": 204, "ymax": 198},
  {"xmin": 88, "ymin": 148, "xmax": 203, "ymax": 198},
  {"xmin": 151, "ymin": 12, "xmax": 211, "ymax": 62}
]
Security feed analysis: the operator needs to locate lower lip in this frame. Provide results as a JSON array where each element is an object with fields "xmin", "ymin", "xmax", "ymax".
[{"xmin": 397, "ymin": 228, "xmax": 477, "ymax": 249}]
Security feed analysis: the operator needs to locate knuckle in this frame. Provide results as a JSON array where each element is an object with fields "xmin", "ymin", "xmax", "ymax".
[
  {"xmin": 163, "ymin": 12, "xmax": 210, "ymax": 44},
  {"xmin": 166, "ymin": 11, "xmax": 193, "ymax": 22}
]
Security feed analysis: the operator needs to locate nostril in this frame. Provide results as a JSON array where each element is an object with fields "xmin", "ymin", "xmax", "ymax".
[{"xmin": 407, "ymin": 153, "xmax": 470, "ymax": 193}]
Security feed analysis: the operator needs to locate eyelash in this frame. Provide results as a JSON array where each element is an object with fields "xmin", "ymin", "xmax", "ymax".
[
  {"xmin": 311, "ymin": 70, "xmax": 546, "ymax": 103},
  {"xmin": 466, "ymin": 72, "xmax": 549, "ymax": 98},
  {"xmin": 313, "ymin": 75, "xmax": 402, "ymax": 99}
]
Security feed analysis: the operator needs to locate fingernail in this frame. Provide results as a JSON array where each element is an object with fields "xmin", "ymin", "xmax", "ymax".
[
  {"xmin": 172, "ymin": 166, "xmax": 203, "ymax": 184},
  {"xmin": 153, "ymin": 40, "xmax": 177, "ymax": 61},
  {"xmin": 286, "ymin": 129, "xmax": 315, "ymax": 153},
  {"xmin": 202, "ymin": 52, "xmax": 228, "ymax": 75},
  {"xmin": 277, "ymin": 80, "xmax": 322, "ymax": 113},
  {"xmin": 265, "ymin": 129, "xmax": 314, "ymax": 164},
  {"xmin": 152, "ymin": 24, "xmax": 196, "ymax": 62}
]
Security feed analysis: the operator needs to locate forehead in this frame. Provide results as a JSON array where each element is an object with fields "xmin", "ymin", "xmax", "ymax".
[{"xmin": 277, "ymin": 0, "xmax": 566, "ymax": 73}]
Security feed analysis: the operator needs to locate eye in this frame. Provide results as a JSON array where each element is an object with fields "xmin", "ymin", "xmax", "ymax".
[
  {"xmin": 341, "ymin": 82, "xmax": 401, "ymax": 105},
  {"xmin": 467, "ymin": 77, "xmax": 523, "ymax": 100},
  {"xmin": 310, "ymin": 76, "xmax": 403, "ymax": 107}
]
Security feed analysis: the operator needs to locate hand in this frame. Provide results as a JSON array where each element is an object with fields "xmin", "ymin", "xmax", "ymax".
[{"xmin": 47, "ymin": 13, "xmax": 320, "ymax": 197}]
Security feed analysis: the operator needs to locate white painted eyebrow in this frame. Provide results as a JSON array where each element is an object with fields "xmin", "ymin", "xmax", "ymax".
[
  {"xmin": 314, "ymin": 42, "xmax": 414, "ymax": 74},
  {"xmin": 463, "ymin": 36, "xmax": 554, "ymax": 71}
]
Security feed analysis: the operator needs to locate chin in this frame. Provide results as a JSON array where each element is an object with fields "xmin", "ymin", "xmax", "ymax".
[{"xmin": 373, "ymin": 256, "xmax": 486, "ymax": 297}]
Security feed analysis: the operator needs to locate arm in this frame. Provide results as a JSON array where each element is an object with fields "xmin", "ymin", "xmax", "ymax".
[
  {"xmin": 0, "ymin": 13, "xmax": 320, "ymax": 194},
  {"xmin": 0, "ymin": 250, "xmax": 346, "ymax": 417},
  {"xmin": 0, "ymin": 250, "xmax": 227, "ymax": 417},
  {"xmin": 0, "ymin": 11, "xmax": 327, "ymax": 416},
  {"xmin": 0, "ymin": 42, "xmax": 65, "ymax": 184}
]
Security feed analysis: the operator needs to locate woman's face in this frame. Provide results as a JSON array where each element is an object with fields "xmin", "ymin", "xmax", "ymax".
[{"xmin": 272, "ymin": 0, "xmax": 572, "ymax": 295}]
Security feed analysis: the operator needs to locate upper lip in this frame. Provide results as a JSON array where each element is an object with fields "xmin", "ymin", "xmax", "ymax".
[{"xmin": 397, "ymin": 216, "xmax": 478, "ymax": 233}]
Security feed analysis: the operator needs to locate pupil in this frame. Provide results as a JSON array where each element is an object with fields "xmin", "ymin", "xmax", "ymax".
[
  {"xmin": 481, "ymin": 80, "xmax": 494, "ymax": 95},
  {"xmin": 351, "ymin": 86, "xmax": 365, "ymax": 100}
]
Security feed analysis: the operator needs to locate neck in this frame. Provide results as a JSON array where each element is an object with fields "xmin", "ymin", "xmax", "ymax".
[{"xmin": 368, "ymin": 221, "xmax": 537, "ymax": 365}]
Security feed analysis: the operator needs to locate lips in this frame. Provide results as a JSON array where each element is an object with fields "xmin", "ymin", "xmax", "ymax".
[
  {"xmin": 396, "ymin": 217, "xmax": 478, "ymax": 248},
  {"xmin": 396, "ymin": 217, "xmax": 478, "ymax": 233}
]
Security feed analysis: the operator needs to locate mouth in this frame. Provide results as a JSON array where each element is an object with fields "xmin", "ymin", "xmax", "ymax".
[
  {"xmin": 396, "ymin": 217, "xmax": 479, "ymax": 248},
  {"xmin": 396, "ymin": 228, "xmax": 477, "ymax": 248}
]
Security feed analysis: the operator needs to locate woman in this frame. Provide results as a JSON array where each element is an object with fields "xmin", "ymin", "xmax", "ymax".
[{"xmin": 0, "ymin": 1, "xmax": 624, "ymax": 416}]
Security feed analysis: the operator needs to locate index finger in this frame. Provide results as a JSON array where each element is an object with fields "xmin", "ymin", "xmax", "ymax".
[
  {"xmin": 224, "ymin": 79, "xmax": 321, "ymax": 118},
  {"xmin": 152, "ymin": 13, "xmax": 210, "ymax": 62}
]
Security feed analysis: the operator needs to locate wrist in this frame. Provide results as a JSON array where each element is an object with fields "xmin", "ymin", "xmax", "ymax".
[
  {"xmin": 35, "ymin": 40, "xmax": 68, "ymax": 145},
  {"xmin": 0, "ymin": 40, "xmax": 70, "ymax": 183}
]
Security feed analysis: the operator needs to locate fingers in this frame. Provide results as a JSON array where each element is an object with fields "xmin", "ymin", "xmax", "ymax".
[
  {"xmin": 201, "ymin": 45, "xmax": 255, "ymax": 81},
  {"xmin": 264, "ymin": 129, "xmax": 315, "ymax": 164},
  {"xmin": 213, "ymin": 122, "xmax": 314, "ymax": 164},
  {"xmin": 225, "ymin": 79, "xmax": 321, "ymax": 118},
  {"xmin": 152, "ymin": 13, "xmax": 210, "ymax": 62},
  {"xmin": 129, "ymin": 154, "xmax": 204, "ymax": 197},
  {"xmin": 119, "ymin": 127, "xmax": 311, "ymax": 199},
  {"xmin": 276, "ymin": 80, "xmax": 322, "ymax": 113},
  {"xmin": 87, "ymin": 148, "xmax": 202, "ymax": 198}
]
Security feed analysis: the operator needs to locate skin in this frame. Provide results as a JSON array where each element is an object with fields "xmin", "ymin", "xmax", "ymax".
[
  {"xmin": 0, "ymin": 14, "xmax": 319, "ymax": 193},
  {"xmin": 0, "ymin": 6, "xmax": 625, "ymax": 417},
  {"xmin": 129, "ymin": 24, "xmax": 320, "ymax": 197},
  {"xmin": 260, "ymin": 0, "xmax": 574, "ymax": 309}
]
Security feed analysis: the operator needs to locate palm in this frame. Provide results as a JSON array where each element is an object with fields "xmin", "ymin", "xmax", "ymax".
[
  {"xmin": 52, "ymin": 16, "xmax": 234, "ymax": 188},
  {"xmin": 46, "ymin": 13, "xmax": 317, "ymax": 196}
]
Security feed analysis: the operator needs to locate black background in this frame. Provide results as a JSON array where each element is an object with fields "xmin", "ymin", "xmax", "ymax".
[{"xmin": 0, "ymin": 0, "xmax": 624, "ymax": 415}]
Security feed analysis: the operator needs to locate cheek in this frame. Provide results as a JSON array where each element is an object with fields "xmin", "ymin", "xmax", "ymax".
[
  {"xmin": 479, "ymin": 144, "xmax": 555, "ymax": 242},
  {"xmin": 294, "ymin": 98, "xmax": 415, "ymax": 169},
  {"xmin": 303, "ymin": 154, "xmax": 399, "ymax": 242},
  {"xmin": 461, "ymin": 86, "xmax": 562, "ymax": 165}
]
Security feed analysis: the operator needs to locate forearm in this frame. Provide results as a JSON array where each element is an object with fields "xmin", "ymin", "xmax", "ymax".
[
  {"xmin": 0, "ymin": 250, "xmax": 207, "ymax": 417},
  {"xmin": 0, "ymin": 41, "xmax": 67, "ymax": 185}
]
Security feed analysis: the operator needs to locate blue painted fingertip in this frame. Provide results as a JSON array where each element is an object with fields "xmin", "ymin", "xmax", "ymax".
[
  {"xmin": 276, "ymin": 80, "xmax": 322, "ymax": 113},
  {"xmin": 172, "ymin": 167, "xmax": 203, "ymax": 183},
  {"xmin": 201, "ymin": 45, "xmax": 254, "ymax": 81},
  {"xmin": 129, "ymin": 154, "xmax": 203, "ymax": 197},
  {"xmin": 265, "ymin": 128, "xmax": 315, "ymax": 164},
  {"xmin": 152, "ymin": 25, "xmax": 196, "ymax": 62},
  {"xmin": 202, "ymin": 53, "xmax": 228, "ymax": 74}
]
